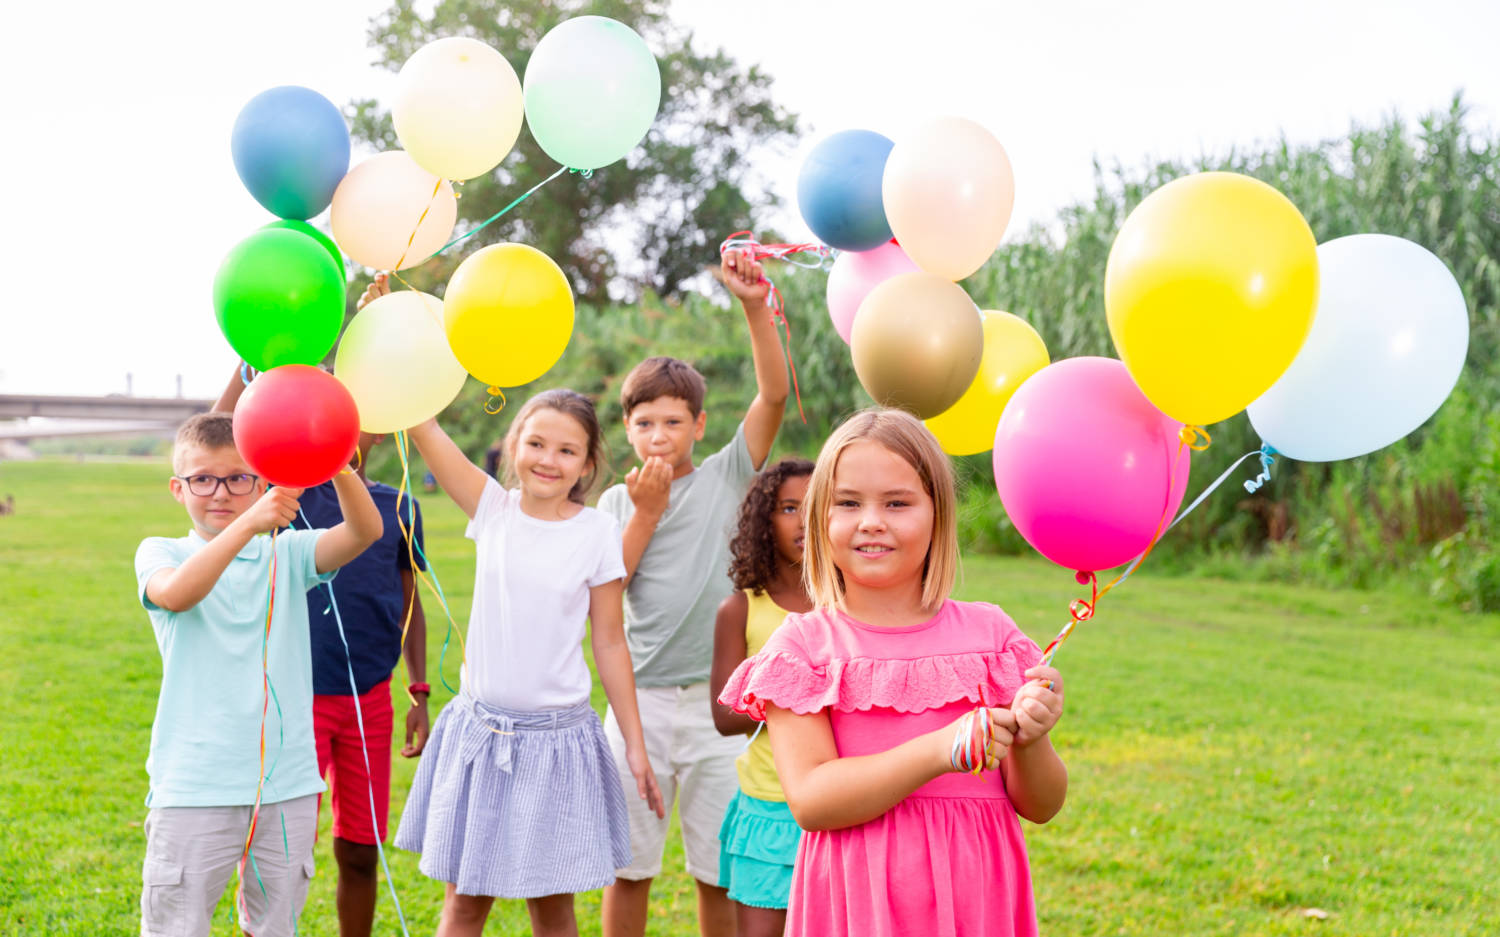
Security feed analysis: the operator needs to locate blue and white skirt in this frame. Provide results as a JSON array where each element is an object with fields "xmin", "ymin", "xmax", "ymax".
[{"xmin": 394, "ymin": 693, "xmax": 631, "ymax": 897}]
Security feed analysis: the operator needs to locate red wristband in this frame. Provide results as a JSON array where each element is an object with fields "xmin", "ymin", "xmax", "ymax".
[{"xmin": 407, "ymin": 682, "xmax": 431, "ymax": 697}]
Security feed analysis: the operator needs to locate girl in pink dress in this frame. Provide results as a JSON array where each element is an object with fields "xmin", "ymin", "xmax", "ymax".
[{"xmin": 718, "ymin": 408, "xmax": 1068, "ymax": 937}]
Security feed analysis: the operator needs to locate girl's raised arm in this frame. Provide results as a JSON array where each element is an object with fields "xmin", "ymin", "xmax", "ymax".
[{"xmin": 406, "ymin": 418, "xmax": 490, "ymax": 519}]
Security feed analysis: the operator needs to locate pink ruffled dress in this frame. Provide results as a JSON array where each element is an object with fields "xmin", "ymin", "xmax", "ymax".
[{"xmin": 718, "ymin": 599, "xmax": 1043, "ymax": 937}]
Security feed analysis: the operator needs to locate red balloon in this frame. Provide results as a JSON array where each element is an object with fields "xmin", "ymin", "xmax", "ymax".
[{"xmin": 233, "ymin": 364, "xmax": 360, "ymax": 487}]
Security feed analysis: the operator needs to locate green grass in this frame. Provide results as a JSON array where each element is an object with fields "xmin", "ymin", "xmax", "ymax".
[{"xmin": 2, "ymin": 459, "xmax": 1497, "ymax": 935}]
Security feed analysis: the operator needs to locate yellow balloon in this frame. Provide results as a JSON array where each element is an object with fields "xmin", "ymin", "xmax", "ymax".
[
  {"xmin": 924, "ymin": 311, "xmax": 1049, "ymax": 456},
  {"xmin": 444, "ymin": 243, "xmax": 575, "ymax": 388},
  {"xmin": 334, "ymin": 291, "xmax": 468, "ymax": 433},
  {"xmin": 1104, "ymin": 171, "xmax": 1318, "ymax": 426},
  {"xmin": 392, "ymin": 37, "xmax": 524, "ymax": 181}
]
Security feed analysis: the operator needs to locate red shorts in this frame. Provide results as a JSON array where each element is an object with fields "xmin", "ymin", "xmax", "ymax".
[{"xmin": 313, "ymin": 678, "xmax": 393, "ymax": 846}]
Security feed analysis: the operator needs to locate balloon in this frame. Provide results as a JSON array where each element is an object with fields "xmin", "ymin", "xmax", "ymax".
[
  {"xmin": 924, "ymin": 311, "xmax": 1050, "ymax": 456},
  {"xmin": 796, "ymin": 130, "xmax": 894, "ymax": 251},
  {"xmin": 825, "ymin": 240, "xmax": 921, "ymax": 343},
  {"xmin": 1248, "ymin": 234, "xmax": 1468, "ymax": 461},
  {"xmin": 262, "ymin": 219, "xmax": 343, "ymax": 274},
  {"xmin": 231, "ymin": 86, "xmax": 350, "ymax": 220},
  {"xmin": 882, "ymin": 117, "xmax": 1015, "ymax": 281},
  {"xmin": 233, "ymin": 365, "xmax": 360, "ymax": 488},
  {"xmin": 993, "ymin": 357, "xmax": 1191, "ymax": 574},
  {"xmin": 1105, "ymin": 171, "xmax": 1318, "ymax": 427},
  {"xmin": 213, "ymin": 228, "xmax": 346, "ymax": 371},
  {"xmin": 523, "ymin": 16, "xmax": 661, "ymax": 170},
  {"xmin": 392, "ymin": 37, "xmax": 524, "ymax": 181},
  {"xmin": 335, "ymin": 291, "xmax": 469, "ymax": 433},
  {"xmin": 330, "ymin": 152, "xmax": 458, "ymax": 271},
  {"xmin": 850, "ymin": 272, "xmax": 983, "ymax": 419},
  {"xmin": 445, "ymin": 243, "xmax": 575, "ymax": 388}
]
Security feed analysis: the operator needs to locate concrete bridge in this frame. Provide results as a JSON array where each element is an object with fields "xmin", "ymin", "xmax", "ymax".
[{"xmin": 0, "ymin": 394, "xmax": 214, "ymax": 440}]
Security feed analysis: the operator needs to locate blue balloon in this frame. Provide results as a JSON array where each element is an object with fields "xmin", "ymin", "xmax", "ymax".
[
  {"xmin": 797, "ymin": 130, "xmax": 894, "ymax": 251},
  {"xmin": 231, "ymin": 86, "xmax": 351, "ymax": 220}
]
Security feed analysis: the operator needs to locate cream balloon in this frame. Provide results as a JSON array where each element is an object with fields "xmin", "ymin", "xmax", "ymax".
[
  {"xmin": 392, "ymin": 37, "xmax": 524, "ymax": 181},
  {"xmin": 334, "ymin": 291, "xmax": 468, "ymax": 433},
  {"xmin": 331, "ymin": 152, "xmax": 457, "ymax": 271},
  {"xmin": 882, "ymin": 117, "xmax": 1015, "ymax": 281}
]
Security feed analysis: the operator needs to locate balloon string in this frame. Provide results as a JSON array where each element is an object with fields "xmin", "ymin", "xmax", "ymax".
[
  {"xmin": 1243, "ymin": 443, "xmax": 1278, "ymax": 493},
  {"xmin": 394, "ymin": 430, "xmax": 467, "ymax": 695},
  {"xmin": 483, "ymin": 387, "xmax": 508, "ymax": 416},
  {"xmin": 719, "ymin": 231, "xmax": 827, "ymax": 425},
  {"xmin": 428, "ymin": 166, "xmax": 577, "ymax": 260},
  {"xmin": 236, "ymin": 527, "xmax": 278, "ymax": 923},
  {"xmin": 390, "ymin": 179, "xmax": 445, "ymax": 274},
  {"xmin": 1038, "ymin": 425, "xmax": 1211, "ymax": 674}
]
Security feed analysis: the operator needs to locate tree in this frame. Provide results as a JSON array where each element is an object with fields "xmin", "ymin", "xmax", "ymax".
[{"xmin": 348, "ymin": 0, "xmax": 799, "ymax": 299}]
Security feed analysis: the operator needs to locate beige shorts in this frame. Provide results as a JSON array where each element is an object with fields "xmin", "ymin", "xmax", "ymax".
[
  {"xmin": 140, "ymin": 794, "xmax": 317, "ymax": 937},
  {"xmin": 604, "ymin": 681, "xmax": 744, "ymax": 884}
]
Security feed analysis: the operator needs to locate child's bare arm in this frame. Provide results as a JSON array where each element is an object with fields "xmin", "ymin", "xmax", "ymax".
[
  {"xmin": 767, "ymin": 703, "xmax": 1019, "ymax": 832},
  {"xmin": 407, "ymin": 418, "xmax": 489, "ymax": 519},
  {"xmin": 590, "ymin": 579, "xmax": 667, "ymax": 818},
  {"xmin": 145, "ymin": 488, "xmax": 302, "ymax": 612},
  {"xmin": 314, "ymin": 472, "xmax": 383, "ymax": 574},
  {"xmin": 1001, "ymin": 665, "xmax": 1068, "ymax": 823},
  {"xmin": 723, "ymin": 249, "xmax": 788, "ymax": 469},
  {"xmin": 710, "ymin": 592, "xmax": 759, "ymax": 736}
]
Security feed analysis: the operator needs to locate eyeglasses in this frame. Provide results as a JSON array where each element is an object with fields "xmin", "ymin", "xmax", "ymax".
[{"xmin": 174, "ymin": 473, "xmax": 260, "ymax": 497}]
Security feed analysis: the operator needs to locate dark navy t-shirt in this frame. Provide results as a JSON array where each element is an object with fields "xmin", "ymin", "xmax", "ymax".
[{"xmin": 295, "ymin": 481, "xmax": 426, "ymax": 696}]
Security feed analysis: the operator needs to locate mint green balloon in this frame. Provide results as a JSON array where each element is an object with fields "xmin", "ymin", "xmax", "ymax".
[
  {"xmin": 213, "ymin": 228, "xmax": 346, "ymax": 370},
  {"xmin": 262, "ymin": 219, "xmax": 345, "ymax": 275},
  {"xmin": 523, "ymin": 16, "xmax": 661, "ymax": 170}
]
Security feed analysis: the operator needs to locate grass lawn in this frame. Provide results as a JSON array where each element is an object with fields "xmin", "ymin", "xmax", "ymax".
[{"xmin": 1, "ymin": 458, "xmax": 1496, "ymax": 935}]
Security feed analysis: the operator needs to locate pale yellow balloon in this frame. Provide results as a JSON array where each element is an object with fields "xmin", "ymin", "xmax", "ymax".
[
  {"xmin": 851, "ymin": 272, "xmax": 983, "ymax": 419},
  {"xmin": 392, "ymin": 37, "xmax": 524, "ymax": 181},
  {"xmin": 334, "ymin": 291, "xmax": 468, "ymax": 433},
  {"xmin": 882, "ymin": 117, "xmax": 1015, "ymax": 281},
  {"xmin": 330, "ymin": 152, "xmax": 458, "ymax": 271},
  {"xmin": 925, "ymin": 311, "xmax": 1050, "ymax": 456}
]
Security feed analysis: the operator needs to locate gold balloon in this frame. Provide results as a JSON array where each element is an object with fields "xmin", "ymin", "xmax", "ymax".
[
  {"xmin": 444, "ymin": 243, "xmax": 575, "ymax": 389},
  {"xmin": 925, "ymin": 311, "xmax": 1050, "ymax": 456},
  {"xmin": 851, "ymin": 272, "xmax": 983, "ymax": 419}
]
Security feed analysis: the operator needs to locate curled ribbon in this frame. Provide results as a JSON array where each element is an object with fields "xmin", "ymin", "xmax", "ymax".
[
  {"xmin": 718, "ymin": 231, "xmax": 834, "ymax": 424},
  {"xmin": 1243, "ymin": 443, "xmax": 1278, "ymax": 493}
]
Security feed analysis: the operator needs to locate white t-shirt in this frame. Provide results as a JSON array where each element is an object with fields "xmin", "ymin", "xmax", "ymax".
[{"xmin": 462, "ymin": 478, "xmax": 626, "ymax": 710}]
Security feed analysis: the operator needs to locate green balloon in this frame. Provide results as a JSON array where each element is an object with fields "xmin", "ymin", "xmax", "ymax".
[
  {"xmin": 262, "ymin": 219, "xmax": 345, "ymax": 274},
  {"xmin": 213, "ymin": 228, "xmax": 346, "ymax": 370},
  {"xmin": 523, "ymin": 16, "xmax": 661, "ymax": 170}
]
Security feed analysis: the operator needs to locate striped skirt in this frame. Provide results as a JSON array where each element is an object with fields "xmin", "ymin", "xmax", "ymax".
[{"xmin": 394, "ymin": 693, "xmax": 631, "ymax": 897}]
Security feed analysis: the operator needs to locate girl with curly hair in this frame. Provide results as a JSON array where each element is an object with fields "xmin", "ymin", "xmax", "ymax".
[{"xmin": 709, "ymin": 457, "xmax": 815, "ymax": 936}]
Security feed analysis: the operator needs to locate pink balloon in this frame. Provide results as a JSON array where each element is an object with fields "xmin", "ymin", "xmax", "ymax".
[
  {"xmin": 825, "ymin": 239, "xmax": 920, "ymax": 343},
  {"xmin": 992, "ymin": 357, "xmax": 1191, "ymax": 574}
]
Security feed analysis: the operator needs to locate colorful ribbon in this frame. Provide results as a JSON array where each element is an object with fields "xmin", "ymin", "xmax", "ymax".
[
  {"xmin": 393, "ymin": 430, "xmax": 467, "ymax": 696},
  {"xmin": 717, "ymin": 231, "xmax": 834, "ymax": 424}
]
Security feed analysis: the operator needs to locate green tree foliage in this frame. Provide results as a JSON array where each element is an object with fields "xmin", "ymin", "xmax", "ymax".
[{"xmin": 348, "ymin": 0, "xmax": 798, "ymax": 299}]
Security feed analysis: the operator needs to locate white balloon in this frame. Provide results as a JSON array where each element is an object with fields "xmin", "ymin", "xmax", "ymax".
[
  {"xmin": 392, "ymin": 37, "xmax": 523, "ymax": 181},
  {"xmin": 334, "ymin": 291, "xmax": 468, "ymax": 433},
  {"xmin": 1248, "ymin": 234, "xmax": 1468, "ymax": 461}
]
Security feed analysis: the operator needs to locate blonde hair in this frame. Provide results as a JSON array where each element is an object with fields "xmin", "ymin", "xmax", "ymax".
[
  {"xmin": 802, "ymin": 408, "xmax": 958, "ymax": 613},
  {"xmin": 172, "ymin": 412, "xmax": 237, "ymax": 473}
]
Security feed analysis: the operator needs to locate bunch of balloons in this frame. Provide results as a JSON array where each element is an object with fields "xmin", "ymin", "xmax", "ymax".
[
  {"xmin": 211, "ymin": 15, "xmax": 663, "ymax": 472},
  {"xmin": 797, "ymin": 118, "xmax": 1047, "ymax": 458}
]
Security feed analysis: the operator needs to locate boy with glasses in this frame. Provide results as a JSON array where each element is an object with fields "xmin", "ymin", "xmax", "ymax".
[{"xmin": 135, "ymin": 412, "xmax": 382, "ymax": 937}]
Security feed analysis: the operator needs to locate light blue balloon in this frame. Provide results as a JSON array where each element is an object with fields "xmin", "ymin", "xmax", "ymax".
[
  {"xmin": 231, "ymin": 86, "xmax": 351, "ymax": 220},
  {"xmin": 1247, "ymin": 234, "xmax": 1468, "ymax": 461}
]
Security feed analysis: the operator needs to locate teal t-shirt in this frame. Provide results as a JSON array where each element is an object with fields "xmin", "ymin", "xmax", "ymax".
[
  {"xmin": 598, "ymin": 423, "xmax": 757, "ymax": 687},
  {"xmin": 134, "ymin": 528, "xmax": 333, "ymax": 808}
]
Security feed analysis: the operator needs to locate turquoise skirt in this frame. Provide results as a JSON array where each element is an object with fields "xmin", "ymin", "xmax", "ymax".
[{"xmin": 718, "ymin": 789, "xmax": 803, "ymax": 909}]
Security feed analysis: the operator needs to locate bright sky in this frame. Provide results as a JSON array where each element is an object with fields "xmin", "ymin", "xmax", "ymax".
[{"xmin": 6, "ymin": 0, "xmax": 1498, "ymax": 399}]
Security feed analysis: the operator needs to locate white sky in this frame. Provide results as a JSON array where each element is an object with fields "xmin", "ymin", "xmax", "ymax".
[{"xmin": 5, "ymin": 0, "xmax": 1498, "ymax": 399}]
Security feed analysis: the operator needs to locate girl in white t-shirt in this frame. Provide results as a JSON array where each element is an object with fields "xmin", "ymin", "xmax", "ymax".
[{"xmin": 396, "ymin": 389, "xmax": 665, "ymax": 937}]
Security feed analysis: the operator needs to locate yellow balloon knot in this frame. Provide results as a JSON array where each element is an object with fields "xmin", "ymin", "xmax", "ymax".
[
  {"xmin": 484, "ymin": 386, "xmax": 507, "ymax": 416},
  {"xmin": 1178, "ymin": 425, "xmax": 1212, "ymax": 450}
]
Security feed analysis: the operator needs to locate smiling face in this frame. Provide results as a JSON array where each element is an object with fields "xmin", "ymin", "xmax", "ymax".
[
  {"xmin": 624, "ymin": 395, "xmax": 706, "ymax": 478},
  {"xmin": 771, "ymin": 474, "xmax": 810, "ymax": 568},
  {"xmin": 826, "ymin": 440, "xmax": 935, "ymax": 603},
  {"xmin": 170, "ymin": 443, "xmax": 266, "ymax": 539},
  {"xmin": 511, "ymin": 406, "xmax": 593, "ymax": 506}
]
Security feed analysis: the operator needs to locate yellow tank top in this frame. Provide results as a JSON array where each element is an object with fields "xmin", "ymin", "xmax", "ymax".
[{"xmin": 735, "ymin": 589, "xmax": 793, "ymax": 802}]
